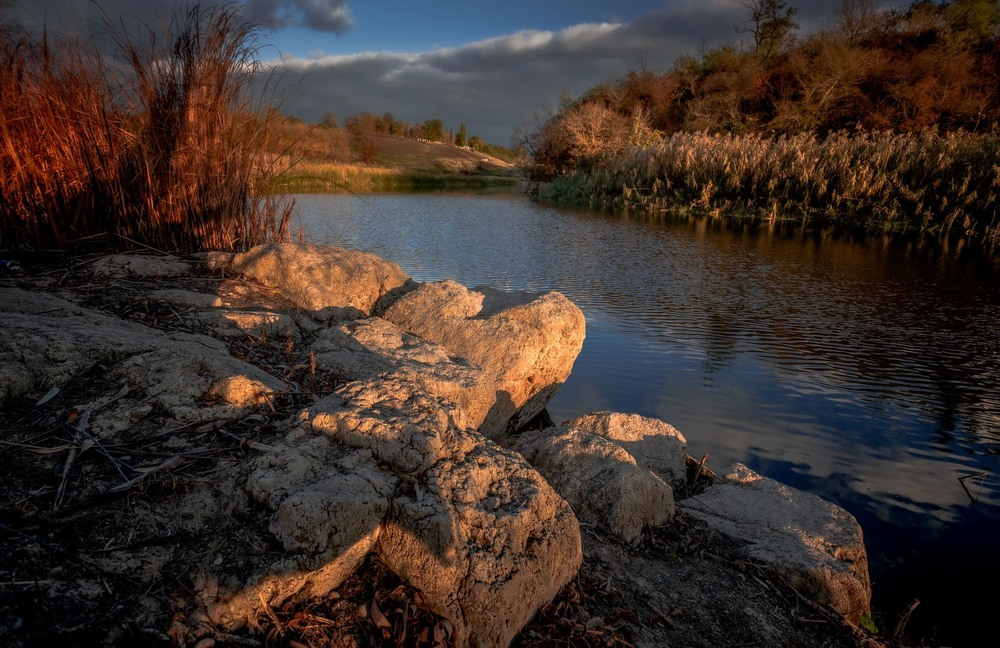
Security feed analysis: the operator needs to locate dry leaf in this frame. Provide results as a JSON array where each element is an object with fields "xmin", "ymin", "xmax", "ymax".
[
  {"xmin": 36, "ymin": 387, "xmax": 59, "ymax": 406},
  {"xmin": 371, "ymin": 598, "xmax": 391, "ymax": 629}
]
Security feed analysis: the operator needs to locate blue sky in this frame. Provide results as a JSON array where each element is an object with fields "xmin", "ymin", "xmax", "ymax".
[{"xmin": 10, "ymin": 1, "xmax": 856, "ymax": 144}]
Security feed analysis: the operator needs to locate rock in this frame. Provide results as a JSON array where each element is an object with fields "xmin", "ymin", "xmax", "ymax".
[
  {"xmin": 513, "ymin": 423, "xmax": 674, "ymax": 543},
  {"xmin": 152, "ymin": 289, "xmax": 301, "ymax": 341},
  {"xmin": 377, "ymin": 433, "xmax": 583, "ymax": 648},
  {"xmin": 679, "ymin": 463, "xmax": 872, "ymax": 624},
  {"xmin": 0, "ymin": 287, "xmax": 287, "ymax": 433},
  {"xmin": 91, "ymin": 254, "xmax": 193, "ymax": 278},
  {"xmin": 310, "ymin": 317, "xmax": 507, "ymax": 433},
  {"xmin": 565, "ymin": 412, "xmax": 688, "ymax": 484},
  {"xmin": 231, "ymin": 242, "xmax": 410, "ymax": 315},
  {"xmin": 306, "ymin": 376, "xmax": 476, "ymax": 475},
  {"xmin": 208, "ymin": 429, "xmax": 397, "ymax": 627},
  {"xmin": 304, "ymin": 369, "xmax": 583, "ymax": 647},
  {"xmin": 379, "ymin": 280, "xmax": 586, "ymax": 438}
]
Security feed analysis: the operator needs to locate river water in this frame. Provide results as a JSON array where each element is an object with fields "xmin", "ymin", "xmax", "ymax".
[{"xmin": 291, "ymin": 190, "xmax": 1000, "ymax": 647}]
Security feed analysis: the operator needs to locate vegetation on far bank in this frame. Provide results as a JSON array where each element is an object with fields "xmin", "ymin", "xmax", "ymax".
[
  {"xmin": 266, "ymin": 118, "xmax": 523, "ymax": 194},
  {"xmin": 522, "ymin": 0, "xmax": 1000, "ymax": 249}
]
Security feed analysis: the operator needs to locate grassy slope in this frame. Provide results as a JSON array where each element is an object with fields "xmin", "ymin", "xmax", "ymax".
[{"xmin": 272, "ymin": 129, "xmax": 522, "ymax": 193}]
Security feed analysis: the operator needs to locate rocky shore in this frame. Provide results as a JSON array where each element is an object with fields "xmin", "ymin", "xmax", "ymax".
[{"xmin": 0, "ymin": 243, "xmax": 889, "ymax": 647}]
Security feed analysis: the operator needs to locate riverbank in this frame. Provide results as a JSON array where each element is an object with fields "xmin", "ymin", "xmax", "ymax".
[{"xmin": 0, "ymin": 245, "xmax": 899, "ymax": 648}]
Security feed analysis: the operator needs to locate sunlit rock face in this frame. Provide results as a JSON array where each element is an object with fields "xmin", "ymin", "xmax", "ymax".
[
  {"xmin": 680, "ymin": 463, "xmax": 872, "ymax": 624},
  {"xmin": 231, "ymin": 242, "xmax": 410, "ymax": 315},
  {"xmin": 378, "ymin": 279, "xmax": 587, "ymax": 439},
  {"xmin": 514, "ymin": 422, "xmax": 675, "ymax": 543}
]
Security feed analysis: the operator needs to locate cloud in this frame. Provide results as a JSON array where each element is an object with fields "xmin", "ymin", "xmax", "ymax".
[
  {"xmin": 243, "ymin": 0, "xmax": 352, "ymax": 33},
  {"xmin": 263, "ymin": 5, "xmax": 743, "ymax": 145},
  {"xmin": 8, "ymin": 0, "xmax": 353, "ymax": 38}
]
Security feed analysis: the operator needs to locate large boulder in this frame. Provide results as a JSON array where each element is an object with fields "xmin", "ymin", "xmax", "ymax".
[
  {"xmin": 303, "ymin": 372, "xmax": 583, "ymax": 647},
  {"xmin": 679, "ymin": 463, "xmax": 872, "ymax": 624},
  {"xmin": 377, "ymin": 433, "xmax": 583, "ymax": 648},
  {"xmin": 207, "ymin": 429, "xmax": 397, "ymax": 627},
  {"xmin": 513, "ymin": 423, "xmax": 674, "ymax": 543},
  {"xmin": 379, "ymin": 280, "xmax": 586, "ymax": 438},
  {"xmin": 231, "ymin": 242, "xmax": 410, "ymax": 316}
]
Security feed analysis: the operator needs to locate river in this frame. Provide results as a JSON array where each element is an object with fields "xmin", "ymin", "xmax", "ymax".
[{"xmin": 290, "ymin": 190, "xmax": 1000, "ymax": 647}]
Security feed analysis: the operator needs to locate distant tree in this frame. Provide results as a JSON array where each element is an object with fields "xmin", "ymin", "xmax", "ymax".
[
  {"xmin": 468, "ymin": 135, "xmax": 484, "ymax": 151},
  {"xmin": 834, "ymin": 0, "xmax": 881, "ymax": 44},
  {"xmin": 735, "ymin": 0, "xmax": 798, "ymax": 62},
  {"xmin": 457, "ymin": 122, "xmax": 468, "ymax": 147},
  {"xmin": 420, "ymin": 118, "xmax": 444, "ymax": 141},
  {"xmin": 319, "ymin": 112, "xmax": 338, "ymax": 129}
]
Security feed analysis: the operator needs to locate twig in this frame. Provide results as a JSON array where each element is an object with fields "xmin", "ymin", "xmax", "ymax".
[
  {"xmin": 112, "ymin": 233, "xmax": 181, "ymax": 259},
  {"xmin": 107, "ymin": 456, "xmax": 184, "ymax": 493},
  {"xmin": 694, "ymin": 453, "xmax": 709, "ymax": 482},
  {"xmin": 258, "ymin": 591, "xmax": 285, "ymax": 636},
  {"xmin": 958, "ymin": 471, "xmax": 987, "ymax": 504},
  {"xmin": 893, "ymin": 598, "xmax": 920, "ymax": 641},
  {"xmin": 54, "ymin": 409, "xmax": 90, "ymax": 510}
]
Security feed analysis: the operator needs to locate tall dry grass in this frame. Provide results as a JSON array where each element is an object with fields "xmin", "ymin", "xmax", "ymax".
[
  {"xmin": 0, "ymin": 5, "xmax": 290, "ymax": 253},
  {"xmin": 543, "ymin": 130, "xmax": 1000, "ymax": 247}
]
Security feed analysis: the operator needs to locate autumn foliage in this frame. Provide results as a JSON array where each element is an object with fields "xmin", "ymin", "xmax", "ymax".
[{"xmin": 526, "ymin": 0, "xmax": 1000, "ymax": 179}]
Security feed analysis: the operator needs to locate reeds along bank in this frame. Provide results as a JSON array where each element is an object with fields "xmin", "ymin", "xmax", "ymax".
[
  {"xmin": 541, "ymin": 130, "xmax": 1000, "ymax": 246},
  {"xmin": 0, "ymin": 5, "xmax": 291, "ymax": 254}
]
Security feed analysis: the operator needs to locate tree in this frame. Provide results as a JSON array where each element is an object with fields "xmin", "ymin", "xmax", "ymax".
[
  {"xmin": 420, "ymin": 118, "xmax": 444, "ymax": 142},
  {"xmin": 735, "ymin": 0, "xmax": 798, "ymax": 62},
  {"xmin": 319, "ymin": 112, "xmax": 338, "ymax": 129},
  {"xmin": 834, "ymin": 0, "xmax": 880, "ymax": 44},
  {"xmin": 457, "ymin": 122, "xmax": 468, "ymax": 147}
]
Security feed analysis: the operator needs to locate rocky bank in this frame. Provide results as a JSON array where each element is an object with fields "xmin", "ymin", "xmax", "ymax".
[{"xmin": 0, "ymin": 243, "xmax": 888, "ymax": 648}]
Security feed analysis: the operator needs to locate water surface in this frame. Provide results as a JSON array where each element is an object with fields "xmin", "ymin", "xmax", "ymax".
[{"xmin": 292, "ymin": 191, "xmax": 1000, "ymax": 647}]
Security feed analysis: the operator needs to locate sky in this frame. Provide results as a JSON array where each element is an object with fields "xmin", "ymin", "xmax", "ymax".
[{"xmin": 8, "ymin": 0, "xmax": 865, "ymax": 145}]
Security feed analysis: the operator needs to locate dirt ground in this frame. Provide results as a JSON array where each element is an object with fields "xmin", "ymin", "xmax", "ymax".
[{"xmin": 0, "ymin": 252, "xmax": 906, "ymax": 648}]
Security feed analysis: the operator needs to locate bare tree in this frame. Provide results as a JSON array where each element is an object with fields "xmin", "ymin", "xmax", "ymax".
[
  {"xmin": 835, "ymin": 0, "xmax": 879, "ymax": 43},
  {"xmin": 735, "ymin": 0, "xmax": 798, "ymax": 62}
]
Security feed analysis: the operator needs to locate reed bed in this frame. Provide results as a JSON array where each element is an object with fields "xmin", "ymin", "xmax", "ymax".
[
  {"xmin": 0, "ymin": 5, "xmax": 290, "ymax": 253},
  {"xmin": 543, "ymin": 130, "xmax": 1000, "ymax": 247}
]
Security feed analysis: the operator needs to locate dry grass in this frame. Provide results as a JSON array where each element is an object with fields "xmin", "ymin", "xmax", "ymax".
[
  {"xmin": 0, "ymin": 5, "xmax": 291, "ymax": 253},
  {"xmin": 542, "ymin": 130, "xmax": 1000, "ymax": 248}
]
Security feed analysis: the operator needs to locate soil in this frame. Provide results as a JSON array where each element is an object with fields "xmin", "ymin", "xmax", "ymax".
[{"xmin": 0, "ymin": 252, "xmax": 908, "ymax": 648}]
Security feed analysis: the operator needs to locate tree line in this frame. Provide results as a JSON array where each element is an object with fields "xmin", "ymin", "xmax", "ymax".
[{"xmin": 524, "ymin": 0, "xmax": 1000, "ymax": 179}]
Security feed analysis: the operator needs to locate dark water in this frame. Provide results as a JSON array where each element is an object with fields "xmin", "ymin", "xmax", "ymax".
[{"xmin": 291, "ymin": 191, "xmax": 1000, "ymax": 647}]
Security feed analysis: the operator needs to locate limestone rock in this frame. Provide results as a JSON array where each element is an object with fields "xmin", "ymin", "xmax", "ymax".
[
  {"xmin": 91, "ymin": 254, "xmax": 193, "ymax": 278},
  {"xmin": 377, "ymin": 434, "xmax": 583, "ymax": 648},
  {"xmin": 566, "ymin": 411, "xmax": 688, "ymax": 484},
  {"xmin": 379, "ymin": 280, "xmax": 586, "ymax": 438},
  {"xmin": 231, "ymin": 242, "xmax": 410, "ymax": 315},
  {"xmin": 306, "ymin": 375, "xmax": 478, "ymax": 474},
  {"xmin": 680, "ymin": 463, "xmax": 872, "ymax": 624},
  {"xmin": 514, "ymin": 423, "xmax": 674, "ymax": 543},
  {"xmin": 208, "ymin": 430, "xmax": 397, "ymax": 627},
  {"xmin": 0, "ymin": 287, "xmax": 286, "ymax": 433},
  {"xmin": 152, "ymin": 289, "xmax": 301, "ymax": 341},
  {"xmin": 310, "ymin": 317, "xmax": 506, "ymax": 433}
]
